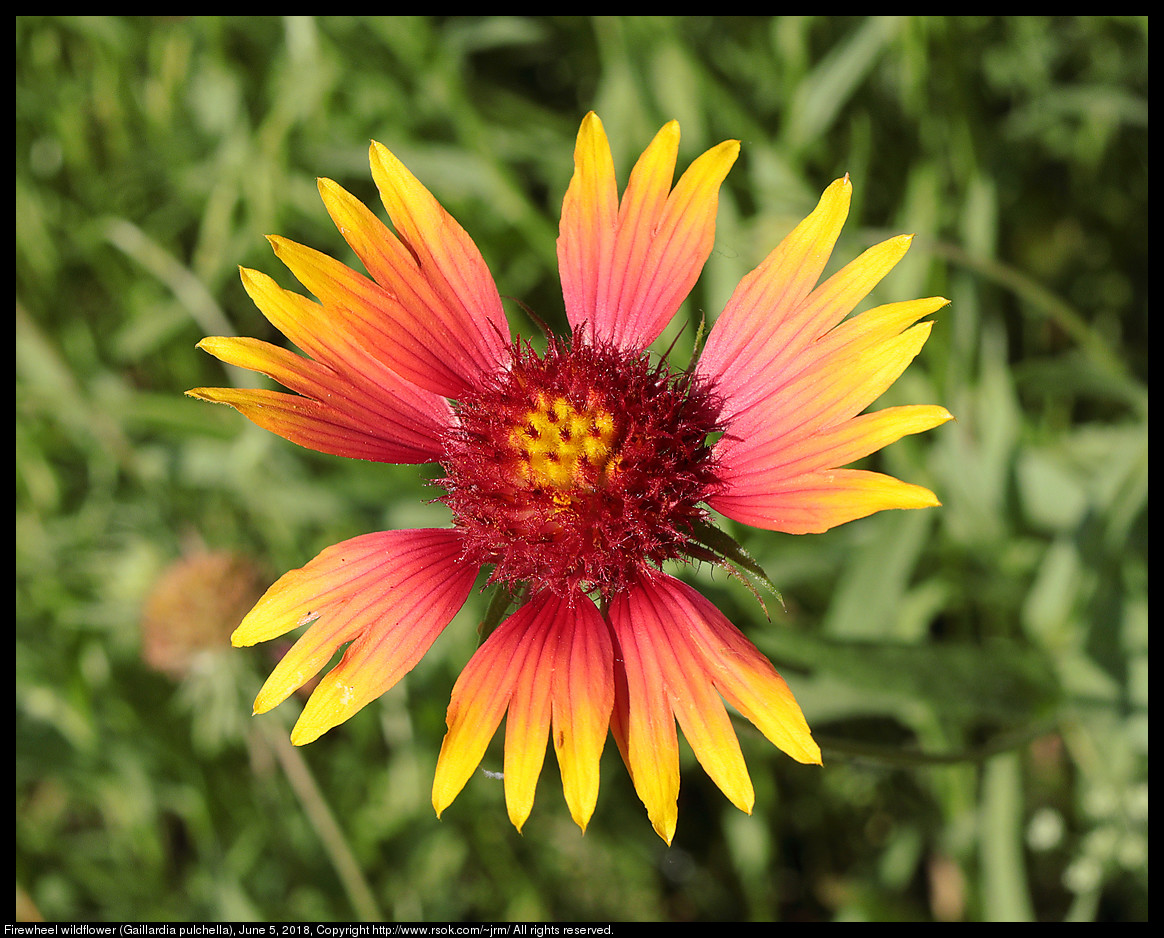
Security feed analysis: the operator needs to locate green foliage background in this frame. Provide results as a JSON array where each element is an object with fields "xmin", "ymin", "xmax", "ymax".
[{"xmin": 16, "ymin": 16, "xmax": 1147, "ymax": 923}]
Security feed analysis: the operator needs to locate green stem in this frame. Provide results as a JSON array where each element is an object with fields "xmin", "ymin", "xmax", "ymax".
[{"xmin": 259, "ymin": 721, "xmax": 383, "ymax": 922}]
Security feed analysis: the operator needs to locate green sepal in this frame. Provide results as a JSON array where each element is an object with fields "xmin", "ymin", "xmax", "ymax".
[
  {"xmin": 685, "ymin": 519, "xmax": 785, "ymax": 614},
  {"xmin": 477, "ymin": 579, "xmax": 529, "ymax": 643}
]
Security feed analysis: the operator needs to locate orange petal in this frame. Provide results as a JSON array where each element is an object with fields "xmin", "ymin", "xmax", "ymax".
[
  {"xmin": 432, "ymin": 591, "xmax": 614, "ymax": 834},
  {"xmin": 724, "ymin": 295, "xmax": 947, "ymax": 434},
  {"xmin": 558, "ymin": 113, "xmax": 738, "ymax": 351},
  {"xmin": 613, "ymin": 579, "xmax": 755, "ymax": 817},
  {"xmin": 714, "ymin": 320, "xmax": 943, "ymax": 487},
  {"xmin": 317, "ymin": 176, "xmax": 508, "ymax": 397},
  {"xmin": 367, "ymin": 142, "xmax": 509, "ymax": 380},
  {"xmin": 710, "ymin": 467, "xmax": 942, "ymax": 535},
  {"xmin": 501, "ymin": 608, "xmax": 555, "ymax": 831},
  {"xmin": 431, "ymin": 619, "xmax": 520, "ymax": 823},
  {"xmin": 598, "ymin": 120, "xmax": 681, "ymax": 348},
  {"xmin": 549, "ymin": 597, "xmax": 613, "ymax": 832},
  {"xmin": 709, "ymin": 303, "xmax": 949, "ymax": 526},
  {"xmin": 238, "ymin": 265, "xmax": 452, "ymax": 442},
  {"xmin": 691, "ymin": 177, "xmax": 950, "ymax": 535},
  {"xmin": 190, "ymin": 335, "xmax": 448, "ymax": 463},
  {"xmin": 268, "ymin": 235, "xmax": 480, "ymax": 400},
  {"xmin": 187, "ymin": 386, "xmax": 435, "ymax": 463},
  {"xmin": 230, "ymin": 529, "xmax": 476, "ymax": 743},
  {"xmin": 607, "ymin": 597, "xmax": 680, "ymax": 844},
  {"xmin": 697, "ymin": 177, "xmax": 920, "ymax": 424},
  {"xmin": 556, "ymin": 112, "xmax": 618, "ymax": 340},
  {"xmin": 609, "ymin": 573, "xmax": 819, "ymax": 843},
  {"xmin": 718, "ymin": 234, "xmax": 915, "ymax": 420},
  {"xmin": 722, "ymin": 403, "xmax": 954, "ymax": 489},
  {"xmin": 641, "ymin": 574, "xmax": 821, "ymax": 767}
]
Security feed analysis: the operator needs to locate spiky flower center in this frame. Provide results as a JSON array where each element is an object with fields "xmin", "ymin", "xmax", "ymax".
[
  {"xmin": 510, "ymin": 393, "xmax": 619, "ymax": 497},
  {"xmin": 440, "ymin": 338, "xmax": 722, "ymax": 598}
]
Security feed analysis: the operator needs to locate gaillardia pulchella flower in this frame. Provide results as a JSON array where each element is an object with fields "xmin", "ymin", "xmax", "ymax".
[{"xmin": 189, "ymin": 113, "xmax": 950, "ymax": 843}]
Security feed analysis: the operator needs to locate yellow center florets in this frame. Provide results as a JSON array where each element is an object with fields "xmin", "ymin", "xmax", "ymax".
[{"xmin": 510, "ymin": 393, "xmax": 618, "ymax": 498}]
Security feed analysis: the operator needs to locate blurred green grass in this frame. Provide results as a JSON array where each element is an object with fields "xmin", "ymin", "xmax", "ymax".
[{"xmin": 16, "ymin": 15, "xmax": 1147, "ymax": 923}]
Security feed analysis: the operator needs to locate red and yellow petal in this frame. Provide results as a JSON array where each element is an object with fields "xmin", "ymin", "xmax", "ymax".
[
  {"xmin": 608, "ymin": 572, "xmax": 819, "ymax": 843},
  {"xmin": 652, "ymin": 576, "xmax": 821, "ymax": 767},
  {"xmin": 608, "ymin": 597, "xmax": 682, "ymax": 844},
  {"xmin": 430, "ymin": 614, "xmax": 522, "ymax": 825},
  {"xmin": 231, "ymin": 528, "xmax": 477, "ymax": 745},
  {"xmin": 502, "ymin": 617, "xmax": 556, "ymax": 831},
  {"xmin": 189, "ymin": 333, "xmax": 449, "ymax": 464},
  {"xmin": 317, "ymin": 173, "xmax": 509, "ymax": 398},
  {"xmin": 187, "ymin": 386, "xmax": 426, "ymax": 463},
  {"xmin": 691, "ymin": 177, "xmax": 950, "ymax": 535},
  {"xmin": 710, "ymin": 467, "xmax": 942, "ymax": 535},
  {"xmin": 695, "ymin": 176, "xmax": 853, "ymax": 409},
  {"xmin": 550, "ymin": 597, "xmax": 615, "ymax": 831},
  {"xmin": 266, "ymin": 235, "xmax": 474, "ymax": 400},
  {"xmin": 432, "ymin": 591, "xmax": 613, "ymax": 833},
  {"xmin": 367, "ymin": 142, "xmax": 510, "ymax": 381},
  {"xmin": 722, "ymin": 296, "xmax": 948, "ymax": 439},
  {"xmin": 714, "ymin": 312, "xmax": 948, "ymax": 486},
  {"xmin": 701, "ymin": 231, "xmax": 919, "ymax": 424},
  {"xmin": 707, "ymin": 308, "xmax": 949, "ymax": 531},
  {"xmin": 556, "ymin": 113, "xmax": 618, "ymax": 339},
  {"xmin": 722, "ymin": 404, "xmax": 954, "ymax": 489},
  {"xmin": 237, "ymin": 265, "xmax": 452, "ymax": 444},
  {"xmin": 728, "ymin": 321, "xmax": 935, "ymax": 447},
  {"xmin": 558, "ymin": 112, "xmax": 739, "ymax": 352}
]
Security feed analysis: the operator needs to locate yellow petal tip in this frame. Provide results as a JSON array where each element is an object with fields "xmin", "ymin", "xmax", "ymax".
[{"xmin": 289, "ymin": 721, "xmax": 323, "ymax": 747}]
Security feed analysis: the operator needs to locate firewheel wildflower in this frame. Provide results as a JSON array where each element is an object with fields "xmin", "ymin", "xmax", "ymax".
[{"xmin": 189, "ymin": 113, "xmax": 950, "ymax": 843}]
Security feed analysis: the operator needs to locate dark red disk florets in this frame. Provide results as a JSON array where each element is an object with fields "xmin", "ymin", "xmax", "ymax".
[{"xmin": 439, "ymin": 336, "xmax": 723, "ymax": 598}]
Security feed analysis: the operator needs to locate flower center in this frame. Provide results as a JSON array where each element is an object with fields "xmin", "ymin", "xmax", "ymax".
[
  {"xmin": 510, "ymin": 393, "xmax": 619, "ymax": 498},
  {"xmin": 440, "ymin": 337, "xmax": 722, "ymax": 598}
]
